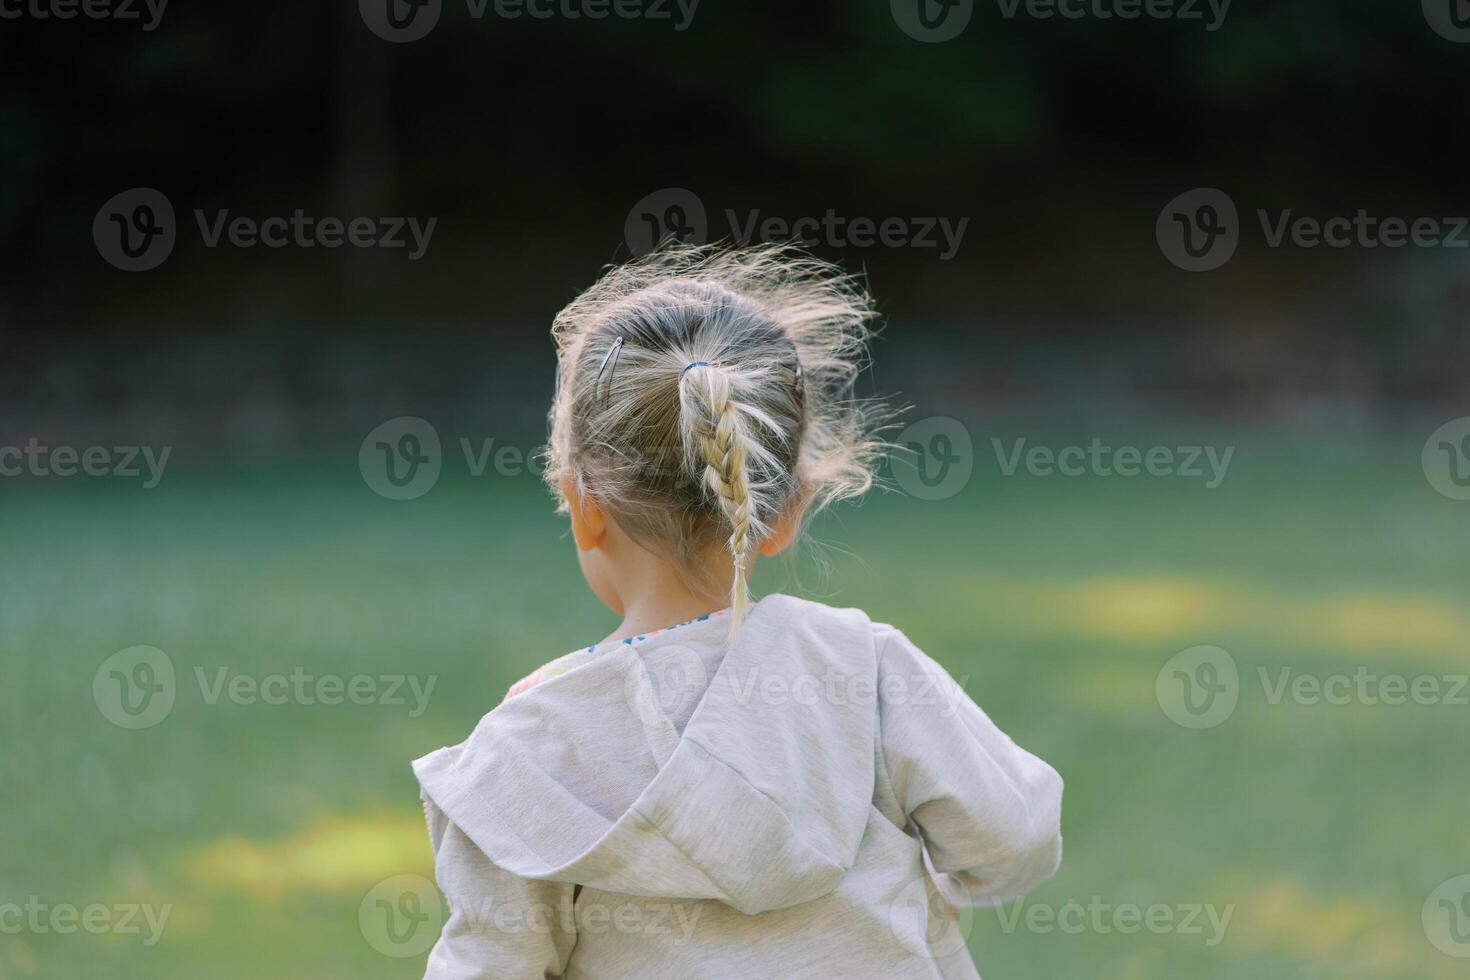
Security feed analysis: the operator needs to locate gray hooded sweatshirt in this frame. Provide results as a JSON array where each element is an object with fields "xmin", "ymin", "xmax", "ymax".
[{"xmin": 413, "ymin": 595, "xmax": 1063, "ymax": 979}]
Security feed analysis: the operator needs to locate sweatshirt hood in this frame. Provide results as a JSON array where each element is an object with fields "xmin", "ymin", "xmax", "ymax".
[{"xmin": 412, "ymin": 595, "xmax": 878, "ymax": 915}]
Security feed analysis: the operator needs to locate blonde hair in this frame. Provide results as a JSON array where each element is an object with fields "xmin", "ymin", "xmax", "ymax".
[{"xmin": 545, "ymin": 243, "xmax": 882, "ymax": 631}]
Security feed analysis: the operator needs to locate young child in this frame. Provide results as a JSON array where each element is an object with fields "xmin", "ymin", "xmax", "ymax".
[{"xmin": 412, "ymin": 244, "xmax": 1063, "ymax": 979}]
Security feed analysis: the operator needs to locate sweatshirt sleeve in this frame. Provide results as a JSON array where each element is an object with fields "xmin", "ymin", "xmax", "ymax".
[
  {"xmin": 875, "ymin": 627, "xmax": 1063, "ymax": 905},
  {"xmin": 421, "ymin": 794, "xmax": 578, "ymax": 980}
]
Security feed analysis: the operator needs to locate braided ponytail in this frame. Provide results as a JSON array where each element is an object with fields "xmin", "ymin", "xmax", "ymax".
[{"xmin": 679, "ymin": 365, "xmax": 755, "ymax": 628}]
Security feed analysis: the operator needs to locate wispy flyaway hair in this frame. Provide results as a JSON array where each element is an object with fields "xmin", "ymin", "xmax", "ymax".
[{"xmin": 545, "ymin": 242, "xmax": 883, "ymax": 631}]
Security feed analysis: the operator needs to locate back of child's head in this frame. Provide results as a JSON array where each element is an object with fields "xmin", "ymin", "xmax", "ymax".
[{"xmin": 545, "ymin": 243, "xmax": 882, "ymax": 629}]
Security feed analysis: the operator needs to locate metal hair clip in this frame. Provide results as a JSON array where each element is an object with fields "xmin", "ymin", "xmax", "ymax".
[{"xmin": 596, "ymin": 336, "xmax": 624, "ymax": 402}]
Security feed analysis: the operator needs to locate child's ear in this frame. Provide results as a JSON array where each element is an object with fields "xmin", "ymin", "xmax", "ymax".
[
  {"xmin": 562, "ymin": 475, "xmax": 607, "ymax": 551},
  {"xmin": 758, "ymin": 488, "xmax": 811, "ymax": 557}
]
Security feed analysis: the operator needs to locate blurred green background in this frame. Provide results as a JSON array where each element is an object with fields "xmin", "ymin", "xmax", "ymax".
[{"xmin": 2, "ymin": 418, "xmax": 1466, "ymax": 978}]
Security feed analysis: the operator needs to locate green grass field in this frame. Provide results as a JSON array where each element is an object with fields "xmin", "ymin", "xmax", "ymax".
[{"xmin": 2, "ymin": 422, "xmax": 1466, "ymax": 979}]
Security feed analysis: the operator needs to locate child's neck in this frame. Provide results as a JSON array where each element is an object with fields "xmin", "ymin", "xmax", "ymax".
[
  {"xmin": 607, "ymin": 591, "xmax": 729, "ymax": 645},
  {"xmin": 597, "ymin": 539, "xmax": 738, "ymax": 645}
]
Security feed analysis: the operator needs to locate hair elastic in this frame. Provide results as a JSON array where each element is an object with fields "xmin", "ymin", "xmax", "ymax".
[{"xmin": 681, "ymin": 360, "xmax": 710, "ymax": 376}]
